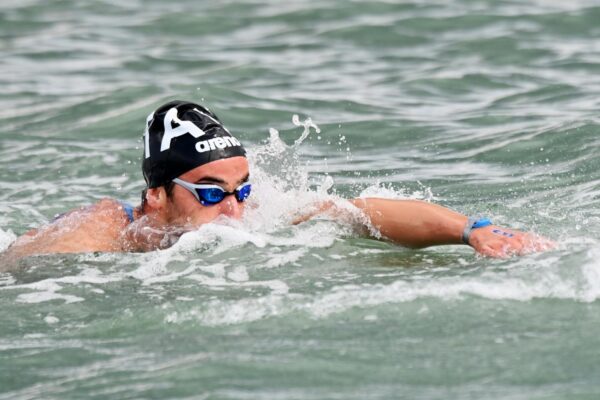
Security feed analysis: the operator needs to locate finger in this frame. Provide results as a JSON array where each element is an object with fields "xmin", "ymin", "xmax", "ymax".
[
  {"xmin": 522, "ymin": 234, "xmax": 556, "ymax": 252},
  {"xmin": 478, "ymin": 243, "xmax": 510, "ymax": 258},
  {"xmin": 532, "ymin": 236, "xmax": 557, "ymax": 251},
  {"xmin": 477, "ymin": 245, "xmax": 498, "ymax": 258},
  {"xmin": 291, "ymin": 213, "xmax": 314, "ymax": 225}
]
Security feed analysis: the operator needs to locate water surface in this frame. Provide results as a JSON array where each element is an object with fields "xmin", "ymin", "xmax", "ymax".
[{"xmin": 1, "ymin": 0, "xmax": 600, "ymax": 399}]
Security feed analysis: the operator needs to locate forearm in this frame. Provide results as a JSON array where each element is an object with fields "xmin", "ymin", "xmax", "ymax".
[{"xmin": 350, "ymin": 198, "xmax": 468, "ymax": 248}]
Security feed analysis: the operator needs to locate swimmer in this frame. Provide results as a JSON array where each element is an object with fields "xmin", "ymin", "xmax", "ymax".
[{"xmin": 2, "ymin": 100, "xmax": 554, "ymax": 263}]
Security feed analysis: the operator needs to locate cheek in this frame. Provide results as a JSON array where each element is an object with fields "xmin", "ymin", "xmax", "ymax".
[{"xmin": 178, "ymin": 199, "xmax": 225, "ymax": 225}]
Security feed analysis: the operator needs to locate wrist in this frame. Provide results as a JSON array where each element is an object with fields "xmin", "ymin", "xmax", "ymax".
[{"xmin": 462, "ymin": 217, "xmax": 493, "ymax": 245}]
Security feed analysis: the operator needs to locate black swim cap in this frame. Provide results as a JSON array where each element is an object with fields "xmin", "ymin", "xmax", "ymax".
[{"xmin": 142, "ymin": 100, "xmax": 246, "ymax": 188}]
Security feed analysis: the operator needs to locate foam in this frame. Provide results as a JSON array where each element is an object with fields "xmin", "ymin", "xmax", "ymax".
[
  {"xmin": 5, "ymin": 244, "xmax": 589, "ymax": 309},
  {"xmin": 0, "ymin": 274, "xmax": 16, "ymax": 287},
  {"xmin": 358, "ymin": 182, "xmax": 436, "ymax": 201},
  {"xmin": 142, "ymin": 216, "xmax": 345, "ymax": 273},
  {"xmin": 135, "ymin": 264, "xmax": 201, "ymax": 285},
  {"xmin": 264, "ymin": 249, "xmax": 307, "ymax": 269},
  {"xmin": 17, "ymin": 288, "xmax": 84, "ymax": 304},
  {"xmin": 227, "ymin": 266, "xmax": 249, "ymax": 282},
  {"xmin": 163, "ymin": 248, "xmax": 600, "ymax": 326},
  {"xmin": 0, "ymin": 228, "xmax": 16, "ymax": 252},
  {"xmin": 169, "ymin": 223, "xmax": 268, "ymax": 254},
  {"xmin": 186, "ymin": 274, "xmax": 289, "ymax": 294},
  {"xmin": 1, "ymin": 267, "xmax": 124, "ymax": 304},
  {"xmin": 580, "ymin": 247, "xmax": 600, "ymax": 302}
]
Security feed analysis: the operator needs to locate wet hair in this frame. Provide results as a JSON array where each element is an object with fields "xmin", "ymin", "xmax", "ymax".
[{"xmin": 140, "ymin": 181, "xmax": 175, "ymax": 211}]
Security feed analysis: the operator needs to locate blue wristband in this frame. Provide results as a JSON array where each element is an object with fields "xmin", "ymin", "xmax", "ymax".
[{"xmin": 462, "ymin": 217, "xmax": 493, "ymax": 245}]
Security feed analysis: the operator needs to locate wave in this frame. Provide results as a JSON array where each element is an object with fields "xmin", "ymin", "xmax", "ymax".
[{"xmin": 162, "ymin": 247, "xmax": 600, "ymax": 326}]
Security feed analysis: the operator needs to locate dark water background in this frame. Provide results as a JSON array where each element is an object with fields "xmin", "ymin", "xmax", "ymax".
[{"xmin": 1, "ymin": 1, "xmax": 600, "ymax": 399}]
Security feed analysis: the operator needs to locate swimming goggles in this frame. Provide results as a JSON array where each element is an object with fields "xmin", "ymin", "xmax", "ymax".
[{"xmin": 172, "ymin": 178, "xmax": 252, "ymax": 206}]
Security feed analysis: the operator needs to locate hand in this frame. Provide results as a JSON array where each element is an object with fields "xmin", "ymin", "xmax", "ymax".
[
  {"xmin": 468, "ymin": 225, "xmax": 556, "ymax": 258},
  {"xmin": 291, "ymin": 200, "xmax": 336, "ymax": 225}
]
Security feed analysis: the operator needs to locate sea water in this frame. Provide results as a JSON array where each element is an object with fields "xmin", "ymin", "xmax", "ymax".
[{"xmin": 1, "ymin": 0, "xmax": 600, "ymax": 399}]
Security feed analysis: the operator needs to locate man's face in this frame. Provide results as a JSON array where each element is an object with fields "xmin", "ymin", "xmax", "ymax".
[{"xmin": 164, "ymin": 156, "xmax": 250, "ymax": 226}]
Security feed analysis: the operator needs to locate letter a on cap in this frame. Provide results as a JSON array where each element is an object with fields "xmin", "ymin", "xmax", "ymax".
[{"xmin": 160, "ymin": 107, "xmax": 206, "ymax": 152}]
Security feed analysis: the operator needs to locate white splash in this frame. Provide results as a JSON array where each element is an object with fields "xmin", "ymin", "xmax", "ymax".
[
  {"xmin": 358, "ymin": 181, "xmax": 437, "ymax": 201},
  {"xmin": 292, "ymin": 114, "xmax": 321, "ymax": 147},
  {"xmin": 580, "ymin": 247, "xmax": 600, "ymax": 302},
  {"xmin": 0, "ymin": 228, "xmax": 16, "ymax": 252}
]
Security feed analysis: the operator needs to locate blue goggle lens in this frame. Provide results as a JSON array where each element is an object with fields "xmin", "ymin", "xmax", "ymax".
[
  {"xmin": 236, "ymin": 182, "xmax": 251, "ymax": 201},
  {"xmin": 198, "ymin": 187, "xmax": 226, "ymax": 204},
  {"xmin": 196, "ymin": 183, "xmax": 252, "ymax": 206}
]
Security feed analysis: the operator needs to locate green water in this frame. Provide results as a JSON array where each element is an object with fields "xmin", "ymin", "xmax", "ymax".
[{"xmin": 1, "ymin": 0, "xmax": 600, "ymax": 399}]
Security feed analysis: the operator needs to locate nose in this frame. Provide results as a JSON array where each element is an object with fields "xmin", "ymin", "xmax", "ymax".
[{"xmin": 218, "ymin": 195, "xmax": 244, "ymax": 219}]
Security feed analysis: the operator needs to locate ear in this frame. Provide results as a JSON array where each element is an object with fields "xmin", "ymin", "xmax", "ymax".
[{"xmin": 144, "ymin": 187, "xmax": 169, "ymax": 213}]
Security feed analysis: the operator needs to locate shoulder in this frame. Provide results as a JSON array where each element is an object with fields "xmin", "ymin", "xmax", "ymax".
[
  {"xmin": 7, "ymin": 198, "xmax": 136, "ymax": 256},
  {"xmin": 92, "ymin": 198, "xmax": 127, "ymax": 213},
  {"xmin": 53, "ymin": 198, "xmax": 134, "ymax": 231},
  {"xmin": 53, "ymin": 198, "xmax": 130, "ymax": 224},
  {"xmin": 88, "ymin": 198, "xmax": 135, "ymax": 226}
]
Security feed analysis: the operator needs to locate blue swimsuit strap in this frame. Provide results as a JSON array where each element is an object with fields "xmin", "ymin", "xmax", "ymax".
[{"xmin": 119, "ymin": 201, "xmax": 135, "ymax": 223}]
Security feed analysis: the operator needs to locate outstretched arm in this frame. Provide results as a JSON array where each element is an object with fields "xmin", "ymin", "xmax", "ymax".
[
  {"xmin": 296, "ymin": 198, "xmax": 554, "ymax": 257},
  {"xmin": 350, "ymin": 198, "xmax": 554, "ymax": 257},
  {"xmin": 349, "ymin": 198, "xmax": 465, "ymax": 247}
]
